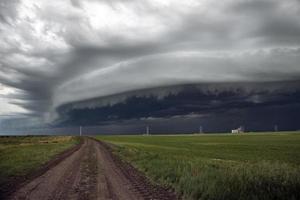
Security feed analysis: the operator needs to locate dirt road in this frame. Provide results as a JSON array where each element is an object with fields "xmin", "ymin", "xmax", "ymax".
[{"xmin": 9, "ymin": 138, "xmax": 177, "ymax": 200}]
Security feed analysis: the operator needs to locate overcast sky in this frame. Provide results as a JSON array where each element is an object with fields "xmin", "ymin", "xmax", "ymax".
[{"xmin": 1, "ymin": 0, "xmax": 300, "ymax": 132}]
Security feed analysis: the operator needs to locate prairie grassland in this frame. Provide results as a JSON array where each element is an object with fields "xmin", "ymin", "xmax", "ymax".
[
  {"xmin": 0, "ymin": 136, "xmax": 79, "ymax": 193},
  {"xmin": 96, "ymin": 132, "xmax": 300, "ymax": 200}
]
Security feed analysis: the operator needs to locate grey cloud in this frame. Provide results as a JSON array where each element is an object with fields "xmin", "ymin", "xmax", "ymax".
[
  {"xmin": 0, "ymin": 0, "xmax": 19, "ymax": 24},
  {"xmin": 54, "ymin": 83, "xmax": 300, "ymax": 133},
  {"xmin": 0, "ymin": 0, "xmax": 300, "ymax": 128},
  {"xmin": 228, "ymin": 0, "xmax": 300, "ymax": 46},
  {"xmin": 57, "ymin": 81, "xmax": 300, "ymax": 114},
  {"xmin": 53, "ymin": 48, "xmax": 300, "ymax": 109}
]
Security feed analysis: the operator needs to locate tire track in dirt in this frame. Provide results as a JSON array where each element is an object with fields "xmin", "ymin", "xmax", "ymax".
[
  {"xmin": 94, "ymin": 139, "xmax": 179, "ymax": 200},
  {"xmin": 9, "ymin": 137, "xmax": 178, "ymax": 200}
]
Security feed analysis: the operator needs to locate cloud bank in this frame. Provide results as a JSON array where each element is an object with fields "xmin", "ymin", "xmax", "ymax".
[{"xmin": 0, "ymin": 0, "xmax": 300, "ymax": 131}]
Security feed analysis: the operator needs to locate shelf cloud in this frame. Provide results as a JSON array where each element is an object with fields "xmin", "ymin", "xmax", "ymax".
[{"xmin": 0, "ymin": 0, "xmax": 300, "ymax": 132}]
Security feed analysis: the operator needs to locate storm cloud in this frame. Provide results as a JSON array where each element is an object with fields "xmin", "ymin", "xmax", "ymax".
[{"xmin": 0, "ymin": 0, "xmax": 300, "ymax": 132}]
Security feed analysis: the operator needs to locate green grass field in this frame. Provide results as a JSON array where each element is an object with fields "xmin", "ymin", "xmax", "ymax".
[
  {"xmin": 0, "ymin": 136, "xmax": 79, "ymax": 194},
  {"xmin": 96, "ymin": 132, "xmax": 300, "ymax": 200}
]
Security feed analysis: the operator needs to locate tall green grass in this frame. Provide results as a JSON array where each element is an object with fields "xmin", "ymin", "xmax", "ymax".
[{"xmin": 96, "ymin": 132, "xmax": 300, "ymax": 200}]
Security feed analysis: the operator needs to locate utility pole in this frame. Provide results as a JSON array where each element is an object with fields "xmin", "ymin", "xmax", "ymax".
[
  {"xmin": 80, "ymin": 126, "xmax": 82, "ymax": 136},
  {"xmin": 146, "ymin": 126, "xmax": 149, "ymax": 135},
  {"xmin": 199, "ymin": 125, "xmax": 203, "ymax": 134},
  {"xmin": 274, "ymin": 124, "xmax": 278, "ymax": 132}
]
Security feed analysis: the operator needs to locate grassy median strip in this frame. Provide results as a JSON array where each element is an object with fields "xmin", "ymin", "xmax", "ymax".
[
  {"xmin": 96, "ymin": 132, "xmax": 300, "ymax": 200},
  {"xmin": 0, "ymin": 136, "xmax": 79, "ymax": 192}
]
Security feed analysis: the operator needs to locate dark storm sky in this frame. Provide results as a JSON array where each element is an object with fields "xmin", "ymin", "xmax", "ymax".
[{"xmin": 0, "ymin": 0, "xmax": 300, "ymax": 133}]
